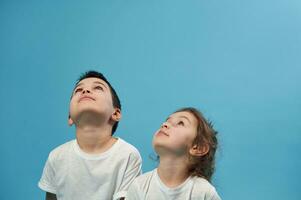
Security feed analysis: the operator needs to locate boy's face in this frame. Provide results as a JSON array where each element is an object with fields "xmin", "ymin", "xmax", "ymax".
[
  {"xmin": 153, "ymin": 111, "xmax": 198, "ymax": 156},
  {"xmin": 69, "ymin": 77, "xmax": 117, "ymax": 125}
]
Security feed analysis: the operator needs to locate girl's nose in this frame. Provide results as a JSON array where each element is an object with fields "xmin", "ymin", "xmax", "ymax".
[{"xmin": 161, "ymin": 122, "xmax": 169, "ymax": 129}]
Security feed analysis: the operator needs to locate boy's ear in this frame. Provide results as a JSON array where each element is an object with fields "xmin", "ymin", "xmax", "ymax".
[
  {"xmin": 189, "ymin": 144, "xmax": 209, "ymax": 157},
  {"xmin": 111, "ymin": 108, "xmax": 122, "ymax": 122},
  {"xmin": 68, "ymin": 114, "xmax": 74, "ymax": 126}
]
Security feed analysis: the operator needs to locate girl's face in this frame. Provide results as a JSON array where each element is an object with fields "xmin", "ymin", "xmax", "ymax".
[{"xmin": 153, "ymin": 111, "xmax": 198, "ymax": 156}]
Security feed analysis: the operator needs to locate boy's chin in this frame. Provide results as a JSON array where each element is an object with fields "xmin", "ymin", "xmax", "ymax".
[
  {"xmin": 77, "ymin": 108, "xmax": 106, "ymax": 117},
  {"xmin": 73, "ymin": 110, "xmax": 106, "ymax": 123}
]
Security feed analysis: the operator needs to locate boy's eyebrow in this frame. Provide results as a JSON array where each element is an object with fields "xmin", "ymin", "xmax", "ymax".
[
  {"xmin": 73, "ymin": 81, "xmax": 108, "ymax": 90},
  {"xmin": 74, "ymin": 82, "xmax": 83, "ymax": 89},
  {"xmin": 93, "ymin": 81, "xmax": 108, "ymax": 89}
]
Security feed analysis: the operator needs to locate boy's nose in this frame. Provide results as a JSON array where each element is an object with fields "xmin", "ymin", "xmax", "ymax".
[{"xmin": 82, "ymin": 89, "xmax": 91, "ymax": 94}]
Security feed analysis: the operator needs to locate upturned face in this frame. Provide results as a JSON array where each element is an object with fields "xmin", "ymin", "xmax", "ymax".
[
  {"xmin": 69, "ymin": 77, "xmax": 115, "ymax": 125},
  {"xmin": 153, "ymin": 111, "xmax": 198, "ymax": 156}
]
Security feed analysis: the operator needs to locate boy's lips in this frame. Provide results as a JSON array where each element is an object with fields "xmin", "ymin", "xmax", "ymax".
[{"xmin": 78, "ymin": 95, "xmax": 95, "ymax": 102}]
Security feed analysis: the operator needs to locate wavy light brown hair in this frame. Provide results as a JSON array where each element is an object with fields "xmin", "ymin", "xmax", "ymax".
[{"xmin": 175, "ymin": 107, "xmax": 218, "ymax": 182}]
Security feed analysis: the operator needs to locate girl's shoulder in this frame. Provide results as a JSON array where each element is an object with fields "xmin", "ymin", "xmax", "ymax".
[
  {"xmin": 192, "ymin": 176, "xmax": 221, "ymax": 200},
  {"xmin": 134, "ymin": 169, "xmax": 156, "ymax": 184}
]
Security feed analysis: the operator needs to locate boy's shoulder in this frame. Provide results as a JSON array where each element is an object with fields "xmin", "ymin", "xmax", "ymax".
[
  {"xmin": 48, "ymin": 140, "xmax": 76, "ymax": 160},
  {"xmin": 46, "ymin": 138, "xmax": 141, "ymax": 162},
  {"xmin": 116, "ymin": 137, "xmax": 140, "ymax": 154}
]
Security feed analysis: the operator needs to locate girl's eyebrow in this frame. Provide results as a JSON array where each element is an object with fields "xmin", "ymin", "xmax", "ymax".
[
  {"xmin": 178, "ymin": 115, "xmax": 191, "ymax": 124},
  {"xmin": 166, "ymin": 116, "xmax": 191, "ymax": 124}
]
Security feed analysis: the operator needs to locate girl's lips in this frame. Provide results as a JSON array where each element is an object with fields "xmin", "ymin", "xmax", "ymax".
[{"xmin": 157, "ymin": 130, "xmax": 169, "ymax": 136}]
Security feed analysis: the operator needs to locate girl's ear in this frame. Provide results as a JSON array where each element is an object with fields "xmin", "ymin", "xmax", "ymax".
[
  {"xmin": 111, "ymin": 108, "xmax": 122, "ymax": 122},
  {"xmin": 189, "ymin": 144, "xmax": 209, "ymax": 156},
  {"xmin": 68, "ymin": 114, "xmax": 74, "ymax": 126}
]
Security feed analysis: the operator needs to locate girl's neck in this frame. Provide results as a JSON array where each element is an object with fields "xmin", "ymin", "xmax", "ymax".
[
  {"xmin": 75, "ymin": 124, "xmax": 116, "ymax": 154},
  {"xmin": 157, "ymin": 155, "xmax": 190, "ymax": 188}
]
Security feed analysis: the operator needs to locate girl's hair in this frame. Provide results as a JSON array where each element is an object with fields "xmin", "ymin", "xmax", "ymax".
[{"xmin": 174, "ymin": 107, "xmax": 218, "ymax": 182}]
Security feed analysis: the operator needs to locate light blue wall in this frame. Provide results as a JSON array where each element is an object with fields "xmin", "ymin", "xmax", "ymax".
[{"xmin": 1, "ymin": 0, "xmax": 300, "ymax": 199}]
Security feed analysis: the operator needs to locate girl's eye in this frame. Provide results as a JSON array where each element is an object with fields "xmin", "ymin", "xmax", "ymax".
[
  {"xmin": 177, "ymin": 121, "xmax": 185, "ymax": 126},
  {"xmin": 74, "ymin": 88, "xmax": 82, "ymax": 93},
  {"xmin": 94, "ymin": 86, "xmax": 103, "ymax": 91}
]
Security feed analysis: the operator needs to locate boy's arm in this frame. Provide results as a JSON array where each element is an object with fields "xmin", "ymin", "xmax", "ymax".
[
  {"xmin": 39, "ymin": 154, "xmax": 57, "ymax": 195},
  {"xmin": 113, "ymin": 152, "xmax": 142, "ymax": 200},
  {"xmin": 124, "ymin": 178, "xmax": 142, "ymax": 200},
  {"xmin": 46, "ymin": 192, "xmax": 57, "ymax": 200}
]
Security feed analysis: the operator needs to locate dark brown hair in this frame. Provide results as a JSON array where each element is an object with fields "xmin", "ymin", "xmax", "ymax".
[
  {"xmin": 174, "ymin": 107, "xmax": 218, "ymax": 182},
  {"xmin": 73, "ymin": 70, "xmax": 121, "ymax": 134}
]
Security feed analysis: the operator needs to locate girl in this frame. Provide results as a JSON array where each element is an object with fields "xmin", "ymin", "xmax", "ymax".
[{"xmin": 126, "ymin": 107, "xmax": 221, "ymax": 200}]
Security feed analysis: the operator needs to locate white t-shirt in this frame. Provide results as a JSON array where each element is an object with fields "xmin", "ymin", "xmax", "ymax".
[
  {"xmin": 38, "ymin": 138, "xmax": 142, "ymax": 200},
  {"xmin": 126, "ymin": 169, "xmax": 221, "ymax": 200}
]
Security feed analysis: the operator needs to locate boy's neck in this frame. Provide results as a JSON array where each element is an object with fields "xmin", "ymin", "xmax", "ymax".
[
  {"xmin": 75, "ymin": 124, "xmax": 117, "ymax": 154},
  {"xmin": 157, "ymin": 155, "xmax": 190, "ymax": 188}
]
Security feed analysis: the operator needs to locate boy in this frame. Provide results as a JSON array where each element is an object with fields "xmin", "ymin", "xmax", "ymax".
[{"xmin": 38, "ymin": 71, "xmax": 142, "ymax": 200}]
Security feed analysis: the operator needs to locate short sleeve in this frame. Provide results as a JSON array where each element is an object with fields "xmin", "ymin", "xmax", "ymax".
[
  {"xmin": 208, "ymin": 189, "xmax": 222, "ymax": 200},
  {"xmin": 38, "ymin": 155, "xmax": 57, "ymax": 194},
  {"xmin": 113, "ymin": 151, "xmax": 142, "ymax": 200},
  {"xmin": 125, "ymin": 179, "xmax": 143, "ymax": 200}
]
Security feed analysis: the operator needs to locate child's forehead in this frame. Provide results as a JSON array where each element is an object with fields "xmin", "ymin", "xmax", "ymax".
[
  {"xmin": 168, "ymin": 111, "xmax": 197, "ymax": 122},
  {"xmin": 75, "ymin": 77, "xmax": 108, "ymax": 87}
]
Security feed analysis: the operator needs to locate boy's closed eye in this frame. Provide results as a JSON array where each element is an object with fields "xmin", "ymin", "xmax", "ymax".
[
  {"xmin": 94, "ymin": 85, "xmax": 104, "ymax": 91},
  {"xmin": 74, "ymin": 88, "xmax": 83, "ymax": 94}
]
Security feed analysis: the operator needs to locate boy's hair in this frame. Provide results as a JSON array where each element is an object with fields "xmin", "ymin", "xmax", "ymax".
[
  {"xmin": 174, "ymin": 107, "xmax": 218, "ymax": 182},
  {"xmin": 74, "ymin": 70, "xmax": 121, "ymax": 134}
]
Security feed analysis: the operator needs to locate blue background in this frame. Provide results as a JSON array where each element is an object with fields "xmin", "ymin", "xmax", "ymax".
[{"xmin": 1, "ymin": 0, "xmax": 300, "ymax": 199}]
